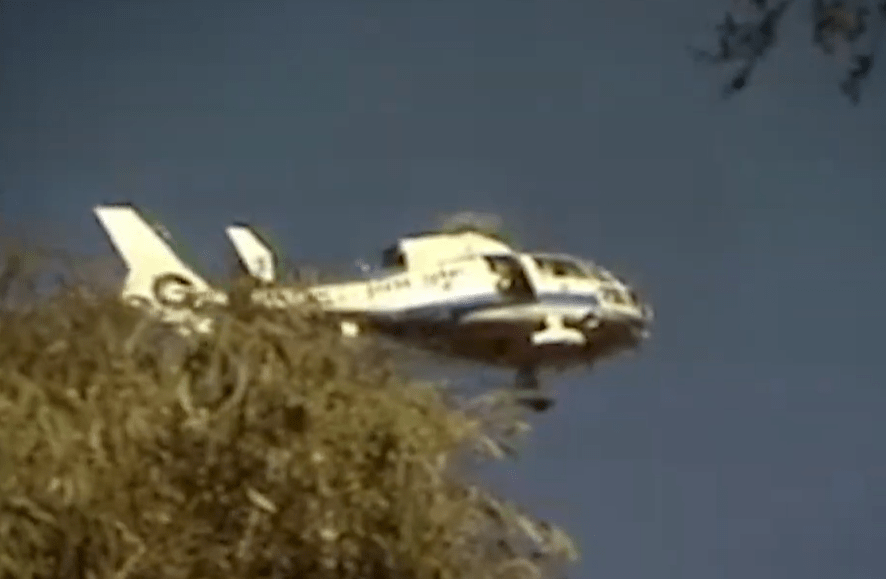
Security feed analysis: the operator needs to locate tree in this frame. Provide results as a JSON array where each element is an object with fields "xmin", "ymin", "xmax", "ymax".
[{"xmin": 0, "ymin": 246, "xmax": 578, "ymax": 579}]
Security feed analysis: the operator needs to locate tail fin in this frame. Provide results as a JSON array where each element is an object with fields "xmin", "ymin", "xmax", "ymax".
[
  {"xmin": 225, "ymin": 223, "xmax": 276, "ymax": 283},
  {"xmin": 93, "ymin": 204, "xmax": 220, "ymax": 318}
]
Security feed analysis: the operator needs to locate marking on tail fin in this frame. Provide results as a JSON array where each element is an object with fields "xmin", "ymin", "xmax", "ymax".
[
  {"xmin": 152, "ymin": 272, "xmax": 197, "ymax": 309},
  {"xmin": 124, "ymin": 295, "xmax": 152, "ymax": 310}
]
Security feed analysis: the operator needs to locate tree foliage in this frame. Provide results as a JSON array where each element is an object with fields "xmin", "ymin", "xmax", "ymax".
[{"xmin": 0, "ymin": 245, "xmax": 577, "ymax": 579}]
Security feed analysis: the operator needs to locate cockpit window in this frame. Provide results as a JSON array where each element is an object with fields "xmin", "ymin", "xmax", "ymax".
[
  {"xmin": 581, "ymin": 262, "xmax": 616, "ymax": 283},
  {"xmin": 381, "ymin": 245, "xmax": 407, "ymax": 269},
  {"xmin": 532, "ymin": 256, "xmax": 590, "ymax": 278}
]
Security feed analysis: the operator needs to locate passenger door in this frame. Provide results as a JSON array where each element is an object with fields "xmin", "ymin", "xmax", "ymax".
[{"xmin": 482, "ymin": 255, "xmax": 537, "ymax": 302}]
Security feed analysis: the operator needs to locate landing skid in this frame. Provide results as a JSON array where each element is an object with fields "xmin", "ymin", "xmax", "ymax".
[
  {"xmin": 514, "ymin": 367, "xmax": 555, "ymax": 413},
  {"xmin": 518, "ymin": 396, "xmax": 555, "ymax": 412}
]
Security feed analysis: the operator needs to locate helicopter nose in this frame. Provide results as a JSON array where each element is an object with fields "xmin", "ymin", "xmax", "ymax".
[
  {"xmin": 627, "ymin": 303, "xmax": 651, "ymax": 331},
  {"xmin": 626, "ymin": 291, "xmax": 652, "ymax": 337},
  {"xmin": 638, "ymin": 298, "xmax": 653, "ymax": 323},
  {"xmin": 625, "ymin": 285, "xmax": 651, "ymax": 320}
]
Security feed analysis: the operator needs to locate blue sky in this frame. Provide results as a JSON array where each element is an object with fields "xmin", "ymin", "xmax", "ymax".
[{"xmin": 2, "ymin": 1, "xmax": 885, "ymax": 577}]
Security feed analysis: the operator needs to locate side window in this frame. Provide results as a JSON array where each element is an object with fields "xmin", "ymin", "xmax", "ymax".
[
  {"xmin": 551, "ymin": 261, "xmax": 571, "ymax": 277},
  {"xmin": 533, "ymin": 257, "xmax": 587, "ymax": 278},
  {"xmin": 484, "ymin": 255, "xmax": 515, "ymax": 275},
  {"xmin": 381, "ymin": 245, "xmax": 407, "ymax": 269},
  {"xmin": 533, "ymin": 258, "xmax": 554, "ymax": 275}
]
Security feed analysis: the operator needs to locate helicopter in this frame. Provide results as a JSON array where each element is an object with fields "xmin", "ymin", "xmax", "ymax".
[{"xmin": 93, "ymin": 203, "xmax": 653, "ymax": 412}]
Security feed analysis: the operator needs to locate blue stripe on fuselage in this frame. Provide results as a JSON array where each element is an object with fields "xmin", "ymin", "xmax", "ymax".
[{"xmin": 371, "ymin": 291, "xmax": 599, "ymax": 323}]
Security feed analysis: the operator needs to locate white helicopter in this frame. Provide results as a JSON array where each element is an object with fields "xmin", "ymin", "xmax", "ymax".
[{"xmin": 93, "ymin": 203, "xmax": 653, "ymax": 412}]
